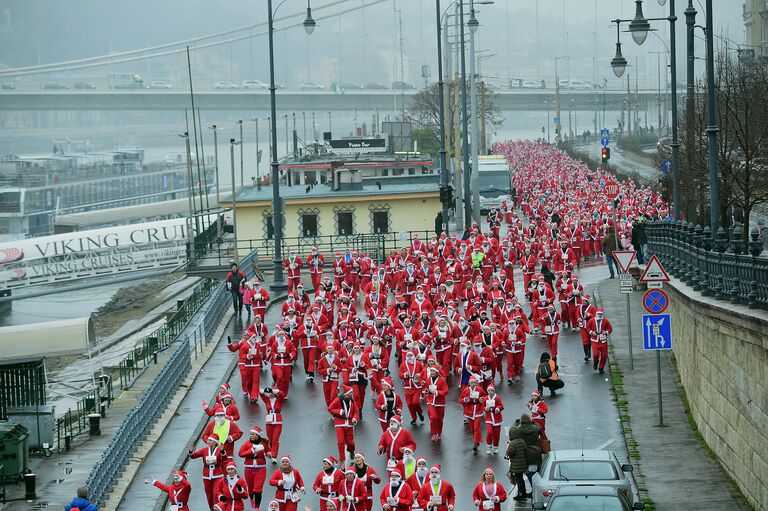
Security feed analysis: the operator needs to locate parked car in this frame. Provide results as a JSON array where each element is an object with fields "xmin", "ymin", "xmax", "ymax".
[
  {"xmin": 391, "ymin": 81, "xmax": 416, "ymax": 90},
  {"xmin": 332, "ymin": 81, "xmax": 364, "ymax": 91},
  {"xmin": 241, "ymin": 80, "xmax": 269, "ymax": 89},
  {"xmin": 301, "ymin": 81, "xmax": 325, "ymax": 90},
  {"xmin": 569, "ymin": 79, "xmax": 593, "ymax": 90},
  {"xmin": 43, "ymin": 82, "xmax": 69, "ymax": 90},
  {"xmin": 149, "ymin": 79, "xmax": 173, "ymax": 89},
  {"xmin": 1, "ymin": 83, "xmax": 15, "ymax": 90},
  {"xmin": 532, "ymin": 450, "xmax": 635, "ymax": 506},
  {"xmin": 523, "ymin": 80, "xmax": 545, "ymax": 89},
  {"xmin": 533, "ymin": 486, "xmax": 644, "ymax": 511},
  {"xmin": 73, "ymin": 81, "xmax": 96, "ymax": 90},
  {"xmin": 214, "ymin": 81, "xmax": 240, "ymax": 89},
  {"xmin": 365, "ymin": 82, "xmax": 389, "ymax": 90}
]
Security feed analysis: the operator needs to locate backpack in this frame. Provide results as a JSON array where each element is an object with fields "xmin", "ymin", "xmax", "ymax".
[{"xmin": 538, "ymin": 361, "xmax": 553, "ymax": 379}]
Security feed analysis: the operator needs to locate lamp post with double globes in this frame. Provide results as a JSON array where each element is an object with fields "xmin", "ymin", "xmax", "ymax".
[{"xmin": 267, "ymin": 0, "xmax": 316, "ymax": 291}]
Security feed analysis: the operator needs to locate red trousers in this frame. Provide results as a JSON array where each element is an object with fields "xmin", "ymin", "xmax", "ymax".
[
  {"xmin": 436, "ymin": 349, "xmax": 453, "ymax": 374},
  {"xmin": 427, "ymin": 404, "xmax": 445, "ymax": 436},
  {"xmin": 241, "ymin": 365, "xmax": 261, "ymax": 398},
  {"xmin": 301, "ymin": 347, "xmax": 317, "ymax": 374},
  {"xmin": 592, "ymin": 342, "xmax": 609, "ymax": 369},
  {"xmin": 334, "ymin": 426, "xmax": 355, "ymax": 463},
  {"xmin": 370, "ymin": 369, "xmax": 384, "ymax": 396},
  {"xmin": 559, "ymin": 302, "xmax": 571, "ymax": 327},
  {"xmin": 244, "ymin": 466, "xmax": 266, "ymax": 493},
  {"xmin": 485, "ymin": 423, "xmax": 501, "ymax": 447},
  {"xmin": 403, "ymin": 390, "xmax": 422, "ymax": 421},
  {"xmin": 322, "ymin": 380, "xmax": 339, "ymax": 408},
  {"xmin": 533, "ymin": 418, "xmax": 547, "ymax": 438},
  {"xmin": 266, "ymin": 423, "xmax": 282, "ymax": 458},
  {"xmin": 203, "ymin": 477, "xmax": 221, "ymax": 509},
  {"xmin": 546, "ymin": 334, "xmax": 559, "ymax": 360},
  {"xmin": 310, "ymin": 272, "xmax": 322, "ymax": 293},
  {"xmin": 271, "ymin": 364, "xmax": 292, "ymax": 397},
  {"xmin": 278, "ymin": 501, "xmax": 298, "ymax": 511},
  {"xmin": 254, "ymin": 307, "xmax": 267, "ymax": 321},
  {"xmin": 287, "ymin": 275, "xmax": 300, "ymax": 292},
  {"xmin": 494, "ymin": 354, "xmax": 504, "ymax": 378},
  {"xmin": 467, "ymin": 415, "xmax": 484, "ymax": 443},
  {"xmin": 580, "ymin": 328, "xmax": 590, "ymax": 345}
]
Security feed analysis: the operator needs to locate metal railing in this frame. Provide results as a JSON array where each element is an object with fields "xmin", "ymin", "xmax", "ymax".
[
  {"xmin": 85, "ymin": 339, "xmax": 192, "ymax": 508},
  {"xmin": 191, "ymin": 230, "xmax": 438, "ymax": 267},
  {"xmin": 646, "ymin": 220, "xmax": 768, "ymax": 309},
  {"xmin": 116, "ymin": 278, "xmax": 218, "ymax": 389},
  {"xmin": 54, "ymin": 376, "xmax": 113, "ymax": 453}
]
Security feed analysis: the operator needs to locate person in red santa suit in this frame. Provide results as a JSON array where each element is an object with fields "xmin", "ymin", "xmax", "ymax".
[
  {"xmin": 332, "ymin": 253, "xmax": 348, "ymax": 289},
  {"xmin": 328, "ymin": 385, "xmax": 361, "ymax": 466},
  {"xmin": 566, "ymin": 274, "xmax": 585, "ymax": 332},
  {"xmin": 269, "ymin": 455, "xmax": 306, "ymax": 511},
  {"xmin": 242, "ymin": 315, "xmax": 269, "ymax": 353},
  {"xmin": 530, "ymin": 276, "xmax": 555, "ymax": 332},
  {"xmin": 471, "ymin": 467, "xmax": 507, "ymax": 511},
  {"xmin": 430, "ymin": 317, "xmax": 454, "ymax": 371},
  {"xmin": 405, "ymin": 457, "xmax": 429, "ymax": 510},
  {"xmin": 483, "ymin": 385, "xmax": 504, "ymax": 454},
  {"xmin": 283, "ymin": 248, "xmax": 303, "ymax": 293},
  {"xmin": 349, "ymin": 452, "xmax": 380, "ymax": 511},
  {"xmin": 519, "ymin": 248, "xmax": 538, "ymax": 291},
  {"xmin": 343, "ymin": 343, "xmax": 371, "ymax": 418},
  {"xmin": 527, "ymin": 390, "xmax": 549, "ymax": 438},
  {"xmin": 422, "ymin": 364, "xmax": 448, "ymax": 442},
  {"xmin": 398, "ymin": 351, "xmax": 425, "ymax": 425},
  {"xmin": 554, "ymin": 270, "xmax": 572, "ymax": 329},
  {"xmin": 375, "ymin": 377, "xmax": 404, "ymax": 432},
  {"xmin": 250, "ymin": 280, "xmax": 271, "ymax": 321},
  {"xmin": 377, "ymin": 416, "xmax": 417, "ymax": 473},
  {"xmin": 313, "ymin": 456, "xmax": 344, "ymax": 508},
  {"xmin": 470, "ymin": 338, "xmax": 495, "ymax": 392},
  {"xmin": 307, "ymin": 303, "xmax": 331, "ymax": 331},
  {"xmin": 408, "ymin": 287, "xmax": 434, "ymax": 318},
  {"xmin": 307, "ymin": 246, "xmax": 326, "ymax": 294},
  {"xmin": 227, "ymin": 333, "xmax": 257, "ymax": 400},
  {"xmin": 587, "ymin": 308, "xmax": 613, "ymax": 373},
  {"xmin": 454, "ymin": 341, "xmax": 482, "ymax": 399},
  {"xmin": 498, "ymin": 239, "xmax": 518, "ymax": 284},
  {"xmin": 259, "ymin": 386, "xmax": 285, "ymax": 463},
  {"xmin": 399, "ymin": 261, "xmax": 422, "ymax": 306},
  {"xmin": 201, "ymin": 407, "xmax": 243, "ymax": 462},
  {"xmin": 230, "ymin": 333, "xmax": 266, "ymax": 403},
  {"xmin": 460, "ymin": 377, "xmax": 487, "ymax": 453},
  {"xmin": 553, "ymin": 239, "xmax": 578, "ymax": 272},
  {"xmin": 144, "ymin": 469, "xmax": 192, "ymax": 511},
  {"xmin": 238, "ymin": 426, "xmax": 270, "ymax": 510},
  {"xmin": 294, "ymin": 316, "xmax": 321, "ymax": 382},
  {"xmin": 202, "ymin": 392, "xmax": 241, "ymax": 422},
  {"xmin": 318, "ymin": 344, "xmax": 346, "ymax": 408},
  {"xmin": 213, "ymin": 462, "xmax": 249, "ymax": 511},
  {"xmin": 380, "ymin": 469, "xmax": 415, "ymax": 511},
  {"xmin": 575, "ymin": 294, "xmax": 596, "ymax": 361},
  {"xmin": 538, "ymin": 304, "xmax": 562, "ymax": 360},
  {"xmin": 269, "ymin": 329, "xmax": 296, "ymax": 398},
  {"xmin": 416, "ymin": 464, "xmax": 456, "ymax": 511},
  {"xmin": 188, "ymin": 434, "xmax": 224, "ymax": 509},
  {"xmin": 364, "ymin": 335, "xmax": 390, "ymax": 397},
  {"xmin": 337, "ymin": 467, "xmax": 368, "ymax": 511}
]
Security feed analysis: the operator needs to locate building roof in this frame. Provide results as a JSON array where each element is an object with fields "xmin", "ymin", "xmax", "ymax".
[{"xmin": 225, "ymin": 174, "xmax": 439, "ymax": 204}]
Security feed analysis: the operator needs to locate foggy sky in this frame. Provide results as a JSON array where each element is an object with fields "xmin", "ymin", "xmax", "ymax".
[{"xmin": 0, "ymin": 0, "xmax": 748, "ymax": 90}]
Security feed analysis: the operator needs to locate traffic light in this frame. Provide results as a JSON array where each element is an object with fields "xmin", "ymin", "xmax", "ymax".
[
  {"xmin": 601, "ymin": 147, "xmax": 611, "ymax": 162},
  {"xmin": 439, "ymin": 186, "xmax": 453, "ymax": 204}
]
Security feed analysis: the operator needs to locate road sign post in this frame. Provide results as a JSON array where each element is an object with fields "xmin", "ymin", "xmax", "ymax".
[
  {"xmin": 642, "ymin": 312, "xmax": 672, "ymax": 427},
  {"xmin": 612, "ymin": 250, "xmax": 636, "ymax": 370}
]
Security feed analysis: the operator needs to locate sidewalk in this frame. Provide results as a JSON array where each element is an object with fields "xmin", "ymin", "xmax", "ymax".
[{"xmin": 596, "ymin": 278, "xmax": 748, "ymax": 511}]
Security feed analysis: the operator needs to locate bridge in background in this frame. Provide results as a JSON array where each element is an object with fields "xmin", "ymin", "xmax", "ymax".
[{"xmin": 0, "ymin": 89, "xmax": 672, "ymax": 112}]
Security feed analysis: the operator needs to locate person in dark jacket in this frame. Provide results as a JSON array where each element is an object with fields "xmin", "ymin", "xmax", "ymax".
[
  {"xmin": 631, "ymin": 218, "xmax": 647, "ymax": 265},
  {"xmin": 64, "ymin": 486, "xmax": 98, "ymax": 511},
  {"xmin": 510, "ymin": 414, "xmax": 543, "ymax": 492},
  {"xmin": 434, "ymin": 211, "xmax": 444, "ymax": 236},
  {"xmin": 602, "ymin": 226, "xmax": 618, "ymax": 278},
  {"xmin": 225, "ymin": 262, "xmax": 246, "ymax": 315},
  {"xmin": 505, "ymin": 428, "xmax": 528, "ymax": 501}
]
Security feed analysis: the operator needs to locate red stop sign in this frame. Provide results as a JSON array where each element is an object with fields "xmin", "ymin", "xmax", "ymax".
[{"xmin": 604, "ymin": 180, "xmax": 620, "ymax": 199}]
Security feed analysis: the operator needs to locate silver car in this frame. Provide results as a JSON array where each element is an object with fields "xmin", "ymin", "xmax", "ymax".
[
  {"xmin": 533, "ymin": 485, "xmax": 644, "ymax": 510},
  {"xmin": 531, "ymin": 450, "xmax": 635, "ymax": 506}
]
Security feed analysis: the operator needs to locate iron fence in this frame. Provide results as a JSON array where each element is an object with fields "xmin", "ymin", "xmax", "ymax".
[
  {"xmin": 54, "ymin": 376, "xmax": 113, "ymax": 453},
  {"xmin": 85, "ymin": 339, "xmax": 192, "ymax": 508},
  {"xmin": 191, "ymin": 230, "xmax": 438, "ymax": 267},
  {"xmin": 646, "ymin": 220, "xmax": 768, "ymax": 309}
]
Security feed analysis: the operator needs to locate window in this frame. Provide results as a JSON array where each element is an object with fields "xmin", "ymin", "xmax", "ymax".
[
  {"xmin": 337, "ymin": 211, "xmax": 353, "ymax": 236},
  {"xmin": 298, "ymin": 208, "xmax": 320, "ymax": 238},
  {"xmin": 372, "ymin": 211, "xmax": 389, "ymax": 233}
]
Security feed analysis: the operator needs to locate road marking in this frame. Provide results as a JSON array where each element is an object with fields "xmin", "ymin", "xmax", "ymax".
[{"xmin": 595, "ymin": 439, "xmax": 615, "ymax": 450}]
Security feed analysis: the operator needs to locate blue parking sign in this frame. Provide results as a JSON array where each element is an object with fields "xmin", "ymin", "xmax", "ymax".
[
  {"xmin": 642, "ymin": 314, "xmax": 672, "ymax": 350},
  {"xmin": 661, "ymin": 159, "xmax": 672, "ymax": 175}
]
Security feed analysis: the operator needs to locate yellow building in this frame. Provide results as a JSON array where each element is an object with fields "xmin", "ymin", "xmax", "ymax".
[{"xmin": 220, "ymin": 171, "xmax": 442, "ymax": 253}]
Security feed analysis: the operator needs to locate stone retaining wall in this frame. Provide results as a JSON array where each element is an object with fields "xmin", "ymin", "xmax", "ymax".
[{"xmin": 666, "ymin": 280, "xmax": 768, "ymax": 511}]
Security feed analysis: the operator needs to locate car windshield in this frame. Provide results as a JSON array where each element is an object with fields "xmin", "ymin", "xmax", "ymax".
[
  {"xmin": 479, "ymin": 171, "xmax": 511, "ymax": 195},
  {"xmin": 548, "ymin": 495, "xmax": 625, "ymax": 511},
  {"xmin": 552, "ymin": 461, "xmax": 618, "ymax": 481}
]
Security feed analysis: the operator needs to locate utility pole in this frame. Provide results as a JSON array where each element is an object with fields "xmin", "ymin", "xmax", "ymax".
[
  {"xmin": 469, "ymin": 0, "xmax": 481, "ymax": 225},
  {"xmin": 253, "ymin": 118, "xmax": 262, "ymax": 191},
  {"xmin": 459, "ymin": 0, "xmax": 472, "ymax": 227},
  {"xmin": 209, "ymin": 125, "xmax": 221, "ymax": 204},
  {"xmin": 237, "ymin": 120, "xmax": 244, "ymax": 187},
  {"xmin": 229, "ymin": 138, "xmax": 240, "ymax": 262}
]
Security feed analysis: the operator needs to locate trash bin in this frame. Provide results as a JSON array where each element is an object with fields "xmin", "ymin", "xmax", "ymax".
[{"xmin": 0, "ymin": 422, "xmax": 29, "ymax": 483}]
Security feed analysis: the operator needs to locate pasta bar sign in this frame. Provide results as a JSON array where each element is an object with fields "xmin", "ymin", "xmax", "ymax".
[{"xmin": 329, "ymin": 138, "xmax": 387, "ymax": 154}]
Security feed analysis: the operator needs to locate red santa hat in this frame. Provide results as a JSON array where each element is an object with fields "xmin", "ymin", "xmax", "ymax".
[
  {"xmin": 207, "ymin": 433, "xmax": 220, "ymax": 442},
  {"xmin": 323, "ymin": 456, "xmax": 337, "ymax": 465},
  {"xmin": 253, "ymin": 279, "xmax": 261, "ymax": 285},
  {"xmin": 219, "ymin": 383, "xmax": 231, "ymax": 392},
  {"xmin": 345, "ymin": 467, "xmax": 356, "ymax": 475},
  {"xmin": 326, "ymin": 499, "xmax": 340, "ymax": 510},
  {"xmin": 354, "ymin": 451, "xmax": 365, "ymax": 460},
  {"xmin": 343, "ymin": 385, "xmax": 354, "ymax": 395},
  {"xmin": 250, "ymin": 426, "xmax": 263, "ymax": 435},
  {"xmin": 280, "ymin": 454, "xmax": 292, "ymax": 463},
  {"xmin": 220, "ymin": 393, "xmax": 233, "ymax": 401},
  {"xmin": 484, "ymin": 466, "xmax": 495, "ymax": 475},
  {"xmin": 390, "ymin": 469, "xmax": 403, "ymax": 478},
  {"xmin": 431, "ymin": 464, "xmax": 441, "ymax": 473},
  {"xmin": 390, "ymin": 415, "xmax": 402, "ymax": 425},
  {"xmin": 596, "ymin": 308, "xmax": 604, "ymax": 313},
  {"xmin": 213, "ymin": 405, "xmax": 226, "ymax": 416},
  {"xmin": 468, "ymin": 376, "xmax": 479, "ymax": 384},
  {"xmin": 531, "ymin": 390, "xmax": 540, "ymax": 397},
  {"xmin": 225, "ymin": 461, "xmax": 237, "ymax": 470},
  {"xmin": 416, "ymin": 456, "xmax": 428, "ymax": 466},
  {"xmin": 381, "ymin": 377, "xmax": 394, "ymax": 389},
  {"xmin": 487, "ymin": 385, "xmax": 496, "ymax": 392}
]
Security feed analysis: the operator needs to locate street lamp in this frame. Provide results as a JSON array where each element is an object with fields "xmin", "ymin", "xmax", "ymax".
[
  {"xmin": 268, "ymin": 0, "xmax": 315, "ymax": 291},
  {"xmin": 467, "ymin": 9, "xmax": 479, "ymax": 33},
  {"xmin": 303, "ymin": 1, "xmax": 316, "ymax": 34},
  {"xmin": 435, "ymin": 0, "xmax": 450, "ymax": 235},
  {"xmin": 628, "ymin": 0, "xmax": 652, "ymax": 45},
  {"xmin": 611, "ymin": 22, "xmax": 628, "ymax": 78}
]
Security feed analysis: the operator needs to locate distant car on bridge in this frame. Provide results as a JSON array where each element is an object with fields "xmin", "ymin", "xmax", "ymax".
[
  {"xmin": 73, "ymin": 81, "xmax": 96, "ymax": 90},
  {"xmin": 332, "ymin": 81, "xmax": 365, "ymax": 91},
  {"xmin": 214, "ymin": 81, "xmax": 240, "ymax": 89},
  {"xmin": 109, "ymin": 73, "xmax": 145, "ymax": 89},
  {"xmin": 391, "ymin": 81, "xmax": 416, "ymax": 90},
  {"xmin": 365, "ymin": 82, "xmax": 389, "ymax": 90},
  {"xmin": 522, "ymin": 80, "xmax": 545, "ymax": 89},
  {"xmin": 43, "ymin": 82, "xmax": 69, "ymax": 90},
  {"xmin": 241, "ymin": 80, "xmax": 269, "ymax": 90},
  {"xmin": 301, "ymin": 81, "xmax": 325, "ymax": 90},
  {"xmin": 149, "ymin": 80, "xmax": 173, "ymax": 89}
]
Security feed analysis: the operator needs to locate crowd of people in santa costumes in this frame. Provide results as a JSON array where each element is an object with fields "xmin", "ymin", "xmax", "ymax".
[{"xmin": 141, "ymin": 141, "xmax": 667, "ymax": 510}]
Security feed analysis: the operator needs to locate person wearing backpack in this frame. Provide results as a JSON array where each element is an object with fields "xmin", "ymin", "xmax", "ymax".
[
  {"xmin": 534, "ymin": 352, "xmax": 564, "ymax": 396},
  {"xmin": 504, "ymin": 428, "xmax": 528, "ymax": 501}
]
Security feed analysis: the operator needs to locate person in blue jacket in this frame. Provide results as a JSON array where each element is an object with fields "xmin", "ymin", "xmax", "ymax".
[{"xmin": 64, "ymin": 486, "xmax": 98, "ymax": 511}]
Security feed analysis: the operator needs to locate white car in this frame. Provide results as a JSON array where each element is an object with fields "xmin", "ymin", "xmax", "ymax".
[
  {"xmin": 149, "ymin": 80, "xmax": 173, "ymax": 89},
  {"xmin": 523, "ymin": 80, "xmax": 543, "ymax": 89},
  {"xmin": 301, "ymin": 81, "xmax": 325, "ymax": 90},
  {"xmin": 241, "ymin": 80, "xmax": 269, "ymax": 89},
  {"xmin": 214, "ymin": 81, "xmax": 239, "ymax": 89}
]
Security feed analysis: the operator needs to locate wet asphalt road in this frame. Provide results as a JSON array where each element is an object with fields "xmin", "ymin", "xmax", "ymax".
[{"xmin": 173, "ymin": 261, "xmax": 624, "ymax": 511}]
